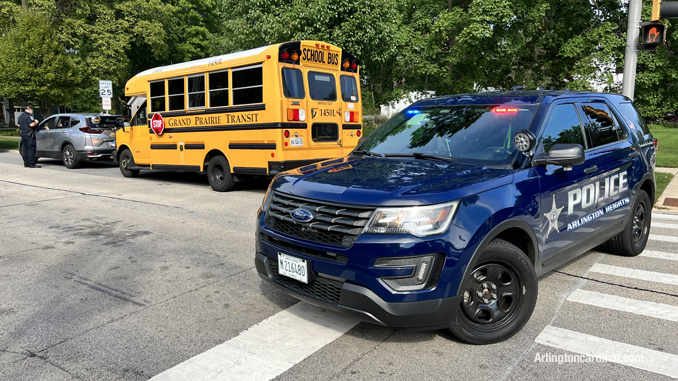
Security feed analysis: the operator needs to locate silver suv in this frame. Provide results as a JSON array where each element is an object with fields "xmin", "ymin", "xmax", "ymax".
[{"xmin": 21, "ymin": 113, "xmax": 119, "ymax": 169}]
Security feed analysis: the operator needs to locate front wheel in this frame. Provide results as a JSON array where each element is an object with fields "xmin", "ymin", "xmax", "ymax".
[
  {"xmin": 119, "ymin": 149, "xmax": 140, "ymax": 178},
  {"xmin": 448, "ymin": 239, "xmax": 537, "ymax": 344},
  {"xmin": 62, "ymin": 144, "xmax": 80, "ymax": 169},
  {"xmin": 606, "ymin": 190, "xmax": 651, "ymax": 256},
  {"xmin": 207, "ymin": 155, "xmax": 235, "ymax": 192}
]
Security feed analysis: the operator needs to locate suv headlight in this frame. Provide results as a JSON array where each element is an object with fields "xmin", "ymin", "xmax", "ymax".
[{"xmin": 363, "ymin": 201, "xmax": 459, "ymax": 237}]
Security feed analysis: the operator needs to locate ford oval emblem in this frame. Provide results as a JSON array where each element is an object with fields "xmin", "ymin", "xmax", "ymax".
[{"xmin": 291, "ymin": 208, "xmax": 314, "ymax": 223}]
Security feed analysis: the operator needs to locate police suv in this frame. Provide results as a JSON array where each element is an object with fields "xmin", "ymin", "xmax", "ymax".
[{"xmin": 255, "ymin": 91, "xmax": 656, "ymax": 344}]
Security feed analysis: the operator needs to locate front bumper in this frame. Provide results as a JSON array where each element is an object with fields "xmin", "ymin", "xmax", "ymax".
[{"xmin": 255, "ymin": 253, "xmax": 461, "ymax": 331}]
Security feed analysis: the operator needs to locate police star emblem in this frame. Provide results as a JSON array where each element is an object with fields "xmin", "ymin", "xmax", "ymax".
[{"xmin": 544, "ymin": 195, "xmax": 564, "ymax": 239}]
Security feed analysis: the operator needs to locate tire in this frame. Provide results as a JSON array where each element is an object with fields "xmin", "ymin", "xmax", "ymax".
[
  {"xmin": 62, "ymin": 144, "xmax": 80, "ymax": 169},
  {"xmin": 606, "ymin": 190, "xmax": 651, "ymax": 256},
  {"xmin": 119, "ymin": 149, "xmax": 140, "ymax": 178},
  {"xmin": 448, "ymin": 239, "xmax": 537, "ymax": 344},
  {"xmin": 207, "ymin": 155, "xmax": 235, "ymax": 192}
]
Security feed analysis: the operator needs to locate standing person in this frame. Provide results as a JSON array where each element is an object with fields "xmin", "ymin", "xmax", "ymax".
[{"xmin": 17, "ymin": 104, "xmax": 46, "ymax": 168}]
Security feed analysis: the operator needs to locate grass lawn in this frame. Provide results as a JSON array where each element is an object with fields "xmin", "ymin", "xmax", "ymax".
[
  {"xmin": 656, "ymin": 172, "xmax": 674, "ymax": 204},
  {"xmin": 649, "ymin": 126, "xmax": 678, "ymax": 167},
  {"xmin": 0, "ymin": 136, "xmax": 20, "ymax": 150}
]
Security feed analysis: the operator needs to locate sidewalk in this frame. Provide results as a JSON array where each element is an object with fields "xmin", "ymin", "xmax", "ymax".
[{"xmin": 654, "ymin": 167, "xmax": 678, "ymax": 213}]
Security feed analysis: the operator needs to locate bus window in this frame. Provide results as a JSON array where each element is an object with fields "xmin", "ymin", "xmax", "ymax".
[
  {"xmin": 340, "ymin": 76, "xmax": 359, "ymax": 103},
  {"xmin": 188, "ymin": 74, "xmax": 205, "ymax": 109},
  {"xmin": 312, "ymin": 123, "xmax": 339, "ymax": 142},
  {"xmin": 168, "ymin": 78, "xmax": 185, "ymax": 111},
  {"xmin": 209, "ymin": 70, "xmax": 229, "ymax": 107},
  {"xmin": 132, "ymin": 102, "xmax": 148, "ymax": 126},
  {"xmin": 308, "ymin": 72, "xmax": 337, "ymax": 101},
  {"xmin": 150, "ymin": 81, "xmax": 165, "ymax": 112},
  {"xmin": 282, "ymin": 68, "xmax": 304, "ymax": 99},
  {"xmin": 232, "ymin": 65, "xmax": 263, "ymax": 105}
]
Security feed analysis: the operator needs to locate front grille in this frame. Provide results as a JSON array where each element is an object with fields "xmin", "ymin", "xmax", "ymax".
[
  {"xmin": 269, "ymin": 260, "xmax": 343, "ymax": 303},
  {"xmin": 261, "ymin": 233, "xmax": 348, "ymax": 264},
  {"xmin": 265, "ymin": 192, "xmax": 374, "ymax": 247}
]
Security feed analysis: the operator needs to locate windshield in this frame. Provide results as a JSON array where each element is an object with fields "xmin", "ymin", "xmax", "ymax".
[{"xmin": 358, "ymin": 105, "xmax": 539, "ymax": 165}]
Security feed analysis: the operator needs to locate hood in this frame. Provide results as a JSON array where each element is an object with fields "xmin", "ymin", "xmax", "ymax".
[{"xmin": 272, "ymin": 156, "xmax": 514, "ymax": 206}]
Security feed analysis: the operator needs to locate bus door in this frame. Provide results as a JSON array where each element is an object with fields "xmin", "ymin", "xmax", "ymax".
[
  {"xmin": 306, "ymin": 69, "xmax": 342, "ymax": 148},
  {"xmin": 129, "ymin": 101, "xmax": 150, "ymax": 165},
  {"xmin": 339, "ymin": 74, "xmax": 361, "ymax": 153}
]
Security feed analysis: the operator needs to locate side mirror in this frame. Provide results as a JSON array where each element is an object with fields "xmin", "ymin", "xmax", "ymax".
[{"xmin": 533, "ymin": 144, "xmax": 585, "ymax": 168}]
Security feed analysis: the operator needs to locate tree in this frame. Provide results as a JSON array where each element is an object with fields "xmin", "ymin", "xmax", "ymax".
[{"xmin": 0, "ymin": 10, "xmax": 78, "ymax": 118}]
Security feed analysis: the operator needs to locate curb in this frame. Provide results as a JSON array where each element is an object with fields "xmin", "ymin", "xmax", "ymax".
[{"xmin": 654, "ymin": 167, "xmax": 678, "ymax": 213}]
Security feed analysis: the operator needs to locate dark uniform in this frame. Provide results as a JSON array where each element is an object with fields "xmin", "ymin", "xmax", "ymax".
[{"xmin": 18, "ymin": 111, "xmax": 37, "ymax": 167}]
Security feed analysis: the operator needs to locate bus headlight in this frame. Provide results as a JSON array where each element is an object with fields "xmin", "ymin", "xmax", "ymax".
[{"xmin": 364, "ymin": 201, "xmax": 458, "ymax": 237}]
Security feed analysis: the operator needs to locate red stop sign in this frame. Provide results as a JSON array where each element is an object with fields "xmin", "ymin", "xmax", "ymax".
[{"xmin": 151, "ymin": 113, "xmax": 164, "ymax": 135}]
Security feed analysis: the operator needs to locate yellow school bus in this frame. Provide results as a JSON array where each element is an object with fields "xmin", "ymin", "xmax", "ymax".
[{"xmin": 116, "ymin": 40, "xmax": 363, "ymax": 191}]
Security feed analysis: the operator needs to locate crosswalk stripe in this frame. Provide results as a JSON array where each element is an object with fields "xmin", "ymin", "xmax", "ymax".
[
  {"xmin": 649, "ymin": 234, "xmax": 678, "ymax": 243},
  {"xmin": 589, "ymin": 263, "xmax": 678, "ymax": 286},
  {"xmin": 535, "ymin": 326, "xmax": 678, "ymax": 379},
  {"xmin": 652, "ymin": 222, "xmax": 678, "ymax": 230},
  {"xmin": 567, "ymin": 289, "xmax": 678, "ymax": 322},
  {"xmin": 150, "ymin": 302, "xmax": 359, "ymax": 381},
  {"xmin": 640, "ymin": 250, "xmax": 678, "ymax": 262},
  {"xmin": 652, "ymin": 213, "xmax": 678, "ymax": 221}
]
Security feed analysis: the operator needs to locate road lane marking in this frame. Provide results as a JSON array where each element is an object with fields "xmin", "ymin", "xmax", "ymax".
[
  {"xmin": 589, "ymin": 263, "xmax": 678, "ymax": 286},
  {"xmin": 151, "ymin": 302, "xmax": 359, "ymax": 381},
  {"xmin": 640, "ymin": 250, "xmax": 678, "ymax": 262},
  {"xmin": 648, "ymin": 234, "xmax": 678, "ymax": 243},
  {"xmin": 535, "ymin": 326, "xmax": 678, "ymax": 379},
  {"xmin": 567, "ymin": 289, "xmax": 678, "ymax": 322},
  {"xmin": 652, "ymin": 222, "xmax": 678, "ymax": 230},
  {"xmin": 653, "ymin": 213, "xmax": 678, "ymax": 221}
]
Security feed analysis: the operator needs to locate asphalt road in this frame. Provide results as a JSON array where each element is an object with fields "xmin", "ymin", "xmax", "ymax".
[{"xmin": 0, "ymin": 150, "xmax": 677, "ymax": 381}]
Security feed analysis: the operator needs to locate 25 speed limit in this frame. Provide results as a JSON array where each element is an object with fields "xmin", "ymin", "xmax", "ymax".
[{"xmin": 99, "ymin": 80, "xmax": 113, "ymax": 98}]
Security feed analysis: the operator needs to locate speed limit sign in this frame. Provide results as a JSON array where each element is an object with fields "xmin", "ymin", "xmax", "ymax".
[{"xmin": 99, "ymin": 80, "xmax": 112, "ymax": 98}]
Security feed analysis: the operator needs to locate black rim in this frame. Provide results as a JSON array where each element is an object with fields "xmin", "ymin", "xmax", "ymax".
[
  {"xmin": 211, "ymin": 163, "xmax": 225, "ymax": 185},
  {"xmin": 632, "ymin": 202, "xmax": 647, "ymax": 246},
  {"xmin": 461, "ymin": 263, "xmax": 522, "ymax": 327}
]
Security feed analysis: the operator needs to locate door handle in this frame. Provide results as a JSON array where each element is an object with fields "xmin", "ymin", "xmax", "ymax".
[
  {"xmin": 629, "ymin": 151, "xmax": 641, "ymax": 158},
  {"xmin": 584, "ymin": 165, "xmax": 598, "ymax": 174}
]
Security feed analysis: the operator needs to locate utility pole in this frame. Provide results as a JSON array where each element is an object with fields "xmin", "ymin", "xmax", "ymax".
[
  {"xmin": 622, "ymin": 0, "xmax": 643, "ymax": 100},
  {"xmin": 21, "ymin": 0, "xmax": 27, "ymax": 11}
]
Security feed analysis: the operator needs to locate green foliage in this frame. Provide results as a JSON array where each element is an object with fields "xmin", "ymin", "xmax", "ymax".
[
  {"xmin": 1, "ymin": 0, "xmax": 678, "ymax": 121},
  {"xmin": 655, "ymin": 172, "xmax": 674, "ymax": 203},
  {"xmin": 0, "ymin": 10, "xmax": 78, "ymax": 114},
  {"xmin": 649, "ymin": 126, "xmax": 678, "ymax": 167}
]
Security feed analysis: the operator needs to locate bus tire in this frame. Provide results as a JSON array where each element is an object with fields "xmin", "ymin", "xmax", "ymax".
[
  {"xmin": 207, "ymin": 155, "xmax": 235, "ymax": 192},
  {"xmin": 119, "ymin": 149, "xmax": 140, "ymax": 178}
]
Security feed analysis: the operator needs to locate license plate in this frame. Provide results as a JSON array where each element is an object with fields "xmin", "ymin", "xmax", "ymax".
[
  {"xmin": 278, "ymin": 252, "xmax": 308, "ymax": 283},
  {"xmin": 290, "ymin": 137, "xmax": 303, "ymax": 147}
]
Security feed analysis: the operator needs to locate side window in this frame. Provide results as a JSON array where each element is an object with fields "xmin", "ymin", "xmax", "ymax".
[
  {"xmin": 209, "ymin": 70, "xmax": 229, "ymax": 107},
  {"xmin": 580, "ymin": 102, "xmax": 625, "ymax": 148},
  {"xmin": 150, "ymin": 81, "xmax": 166, "ymax": 112},
  {"xmin": 232, "ymin": 65, "xmax": 263, "ymax": 105},
  {"xmin": 619, "ymin": 102, "xmax": 651, "ymax": 141},
  {"xmin": 188, "ymin": 74, "xmax": 205, "ymax": 109},
  {"xmin": 282, "ymin": 68, "xmax": 305, "ymax": 99},
  {"xmin": 540, "ymin": 104, "xmax": 586, "ymax": 153},
  {"xmin": 308, "ymin": 71, "xmax": 337, "ymax": 101},
  {"xmin": 133, "ymin": 102, "xmax": 148, "ymax": 126},
  {"xmin": 40, "ymin": 117, "xmax": 56, "ymax": 130},
  {"xmin": 56, "ymin": 116, "xmax": 70, "ymax": 129},
  {"xmin": 340, "ymin": 75, "xmax": 359, "ymax": 103},
  {"xmin": 168, "ymin": 78, "xmax": 185, "ymax": 111},
  {"xmin": 70, "ymin": 118, "xmax": 80, "ymax": 128}
]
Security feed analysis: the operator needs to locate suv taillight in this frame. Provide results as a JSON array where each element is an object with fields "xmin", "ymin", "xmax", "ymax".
[
  {"xmin": 80, "ymin": 127, "xmax": 103, "ymax": 134},
  {"xmin": 653, "ymin": 138, "xmax": 658, "ymax": 149}
]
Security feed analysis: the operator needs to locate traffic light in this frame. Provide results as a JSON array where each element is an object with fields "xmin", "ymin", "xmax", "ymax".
[
  {"xmin": 641, "ymin": 22, "xmax": 667, "ymax": 45},
  {"xmin": 652, "ymin": 0, "xmax": 678, "ymax": 21}
]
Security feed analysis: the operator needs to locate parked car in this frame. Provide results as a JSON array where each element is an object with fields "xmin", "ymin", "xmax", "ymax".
[
  {"xmin": 20, "ymin": 113, "xmax": 118, "ymax": 169},
  {"xmin": 663, "ymin": 112, "xmax": 678, "ymax": 122},
  {"xmin": 255, "ymin": 90, "xmax": 656, "ymax": 344}
]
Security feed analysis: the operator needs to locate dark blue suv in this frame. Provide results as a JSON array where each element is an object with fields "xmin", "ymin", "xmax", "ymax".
[{"xmin": 254, "ymin": 91, "xmax": 656, "ymax": 344}]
